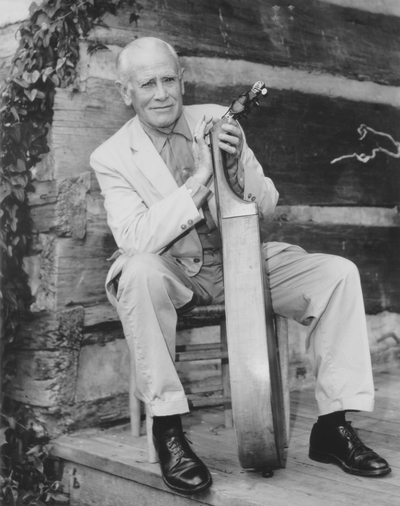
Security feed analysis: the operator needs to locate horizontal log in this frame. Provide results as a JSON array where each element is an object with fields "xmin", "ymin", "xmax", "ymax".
[
  {"xmin": 83, "ymin": 303, "xmax": 119, "ymax": 327},
  {"xmin": 51, "ymin": 81, "xmax": 132, "ymax": 180},
  {"xmin": 262, "ymin": 222, "xmax": 400, "ymax": 313},
  {"xmin": 28, "ymin": 173, "xmax": 91, "ymax": 237},
  {"xmin": 31, "ymin": 229, "xmax": 116, "ymax": 313},
  {"xmin": 79, "ymin": 45, "xmax": 400, "ymax": 108},
  {"xmin": 274, "ymin": 206, "xmax": 400, "ymax": 228},
  {"xmin": 54, "ymin": 232, "xmax": 117, "ymax": 310},
  {"xmin": 6, "ymin": 348, "xmax": 79, "ymax": 407},
  {"xmin": 13, "ymin": 307, "xmax": 84, "ymax": 350},
  {"xmin": 89, "ymin": 0, "xmax": 400, "ymax": 86},
  {"xmin": 75, "ymin": 340, "xmax": 130, "ymax": 403},
  {"xmin": 185, "ymin": 84, "xmax": 400, "ymax": 207},
  {"xmin": 51, "ymin": 80, "xmax": 399, "ymax": 206},
  {"xmin": 19, "ymin": 393, "xmax": 131, "ymax": 437},
  {"xmin": 320, "ymin": 0, "xmax": 400, "ymax": 16},
  {"xmin": 33, "ymin": 217, "xmax": 398, "ymax": 316}
]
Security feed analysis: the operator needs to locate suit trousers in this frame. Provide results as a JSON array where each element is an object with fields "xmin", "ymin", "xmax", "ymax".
[{"xmin": 114, "ymin": 245, "xmax": 375, "ymax": 417}]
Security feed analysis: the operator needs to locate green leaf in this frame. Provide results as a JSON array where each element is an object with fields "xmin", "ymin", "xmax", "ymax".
[
  {"xmin": 56, "ymin": 57, "xmax": 66, "ymax": 71},
  {"xmin": 22, "ymin": 70, "xmax": 41, "ymax": 84},
  {"xmin": 10, "ymin": 174, "xmax": 28, "ymax": 187},
  {"xmin": 32, "ymin": 455, "xmax": 44, "ymax": 474},
  {"xmin": 16, "ymin": 159, "xmax": 26, "ymax": 172},
  {"xmin": 43, "ymin": 32, "xmax": 51, "ymax": 47},
  {"xmin": 24, "ymin": 88, "xmax": 38, "ymax": 101},
  {"xmin": 12, "ymin": 187, "xmax": 25, "ymax": 202},
  {"xmin": 0, "ymin": 427, "xmax": 8, "ymax": 446},
  {"xmin": 29, "ymin": 2, "xmax": 40, "ymax": 16},
  {"xmin": 9, "ymin": 124, "xmax": 22, "ymax": 143},
  {"xmin": 26, "ymin": 444, "xmax": 42, "ymax": 456},
  {"xmin": 0, "ymin": 184, "xmax": 11, "ymax": 203},
  {"xmin": 12, "ymin": 77, "xmax": 29, "ymax": 89},
  {"xmin": 50, "ymin": 74, "xmax": 60, "ymax": 86}
]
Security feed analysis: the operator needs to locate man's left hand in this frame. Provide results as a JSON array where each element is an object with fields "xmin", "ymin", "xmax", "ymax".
[{"xmin": 218, "ymin": 118, "xmax": 243, "ymax": 181}]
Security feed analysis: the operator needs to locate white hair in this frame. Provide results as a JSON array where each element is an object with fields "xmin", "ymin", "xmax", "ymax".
[{"xmin": 116, "ymin": 37, "xmax": 181, "ymax": 85}]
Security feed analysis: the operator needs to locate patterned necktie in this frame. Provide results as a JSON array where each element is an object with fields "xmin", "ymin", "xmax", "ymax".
[{"xmin": 161, "ymin": 132, "xmax": 195, "ymax": 186}]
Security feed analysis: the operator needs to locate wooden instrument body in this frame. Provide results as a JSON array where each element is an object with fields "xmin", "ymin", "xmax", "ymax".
[{"xmin": 210, "ymin": 118, "xmax": 286, "ymax": 469}]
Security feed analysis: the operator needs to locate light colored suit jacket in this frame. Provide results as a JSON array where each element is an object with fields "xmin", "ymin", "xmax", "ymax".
[{"xmin": 90, "ymin": 104, "xmax": 289, "ymax": 297}]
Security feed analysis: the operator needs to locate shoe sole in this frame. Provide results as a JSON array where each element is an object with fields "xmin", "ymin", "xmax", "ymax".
[
  {"xmin": 161, "ymin": 474, "xmax": 213, "ymax": 495},
  {"xmin": 309, "ymin": 448, "xmax": 392, "ymax": 477}
]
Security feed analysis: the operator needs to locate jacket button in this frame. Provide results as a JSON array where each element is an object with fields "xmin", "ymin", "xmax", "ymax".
[
  {"xmin": 251, "ymin": 196, "xmax": 256, "ymax": 201},
  {"xmin": 193, "ymin": 258, "xmax": 200, "ymax": 263},
  {"xmin": 176, "ymin": 258, "xmax": 182, "ymax": 264},
  {"xmin": 247, "ymin": 193, "xmax": 252, "ymax": 199},
  {"xmin": 188, "ymin": 219, "xmax": 193, "ymax": 225},
  {"xmin": 181, "ymin": 224, "xmax": 186, "ymax": 230}
]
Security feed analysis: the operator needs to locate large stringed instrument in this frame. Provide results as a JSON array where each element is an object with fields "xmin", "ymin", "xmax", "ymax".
[{"xmin": 208, "ymin": 82, "xmax": 287, "ymax": 469}]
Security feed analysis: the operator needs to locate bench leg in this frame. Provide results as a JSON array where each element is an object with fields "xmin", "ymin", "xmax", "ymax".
[
  {"xmin": 129, "ymin": 355, "xmax": 141, "ymax": 438},
  {"xmin": 129, "ymin": 354, "xmax": 159, "ymax": 462},
  {"xmin": 146, "ymin": 407, "xmax": 158, "ymax": 463}
]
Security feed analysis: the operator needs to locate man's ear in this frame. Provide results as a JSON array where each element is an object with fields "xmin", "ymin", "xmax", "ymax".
[
  {"xmin": 115, "ymin": 81, "xmax": 132, "ymax": 106},
  {"xmin": 179, "ymin": 67, "xmax": 186, "ymax": 96}
]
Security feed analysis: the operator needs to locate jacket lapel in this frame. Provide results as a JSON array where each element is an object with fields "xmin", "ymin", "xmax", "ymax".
[{"xmin": 129, "ymin": 116, "xmax": 178, "ymax": 199}]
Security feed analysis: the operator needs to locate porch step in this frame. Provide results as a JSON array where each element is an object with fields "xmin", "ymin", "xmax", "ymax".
[{"xmin": 52, "ymin": 366, "xmax": 400, "ymax": 506}]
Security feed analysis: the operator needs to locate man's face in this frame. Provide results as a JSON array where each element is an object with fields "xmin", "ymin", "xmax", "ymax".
[{"xmin": 120, "ymin": 47, "xmax": 185, "ymax": 130}]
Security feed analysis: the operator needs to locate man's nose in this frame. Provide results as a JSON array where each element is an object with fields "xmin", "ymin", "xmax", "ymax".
[{"xmin": 154, "ymin": 81, "xmax": 169, "ymax": 100}]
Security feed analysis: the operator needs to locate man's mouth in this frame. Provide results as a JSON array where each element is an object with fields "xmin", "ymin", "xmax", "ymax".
[{"xmin": 152, "ymin": 105, "xmax": 173, "ymax": 110}]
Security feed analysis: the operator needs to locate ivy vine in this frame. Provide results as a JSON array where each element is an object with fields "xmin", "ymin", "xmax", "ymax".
[
  {"xmin": 0, "ymin": 0, "xmax": 141, "ymax": 502},
  {"xmin": 0, "ymin": 0, "xmax": 139, "ymax": 380}
]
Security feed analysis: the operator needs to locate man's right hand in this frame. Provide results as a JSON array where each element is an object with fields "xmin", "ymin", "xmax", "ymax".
[{"xmin": 192, "ymin": 116, "xmax": 214, "ymax": 186}]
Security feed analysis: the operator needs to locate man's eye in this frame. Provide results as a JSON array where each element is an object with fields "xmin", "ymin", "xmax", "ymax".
[
  {"xmin": 164, "ymin": 77, "xmax": 176, "ymax": 84},
  {"xmin": 141, "ymin": 81, "xmax": 154, "ymax": 88}
]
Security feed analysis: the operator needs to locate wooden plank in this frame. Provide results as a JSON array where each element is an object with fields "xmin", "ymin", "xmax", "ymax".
[
  {"xmin": 92, "ymin": 0, "xmax": 400, "ymax": 86},
  {"xmin": 52, "ymin": 368, "xmax": 400, "ymax": 506},
  {"xmin": 176, "ymin": 349, "xmax": 228, "ymax": 362},
  {"xmin": 261, "ymin": 222, "xmax": 400, "ymax": 313},
  {"xmin": 62, "ymin": 461, "xmax": 200, "ymax": 506},
  {"xmin": 52, "ymin": 435, "xmax": 338, "ymax": 506}
]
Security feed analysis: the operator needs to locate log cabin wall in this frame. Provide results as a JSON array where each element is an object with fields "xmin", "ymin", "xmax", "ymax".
[{"xmin": 4, "ymin": 0, "xmax": 400, "ymax": 436}]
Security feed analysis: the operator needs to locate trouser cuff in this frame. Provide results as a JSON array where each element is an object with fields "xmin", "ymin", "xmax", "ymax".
[
  {"xmin": 147, "ymin": 397, "xmax": 190, "ymax": 417},
  {"xmin": 317, "ymin": 393, "xmax": 374, "ymax": 416}
]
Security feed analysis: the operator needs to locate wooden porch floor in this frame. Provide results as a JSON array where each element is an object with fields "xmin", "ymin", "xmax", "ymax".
[{"xmin": 52, "ymin": 365, "xmax": 400, "ymax": 506}]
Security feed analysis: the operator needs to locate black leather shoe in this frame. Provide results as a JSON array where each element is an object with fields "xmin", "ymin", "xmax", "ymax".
[
  {"xmin": 153, "ymin": 419, "xmax": 212, "ymax": 494},
  {"xmin": 309, "ymin": 421, "xmax": 391, "ymax": 477}
]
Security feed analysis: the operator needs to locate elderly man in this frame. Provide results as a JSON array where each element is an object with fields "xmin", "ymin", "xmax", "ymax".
[{"xmin": 90, "ymin": 37, "xmax": 390, "ymax": 494}]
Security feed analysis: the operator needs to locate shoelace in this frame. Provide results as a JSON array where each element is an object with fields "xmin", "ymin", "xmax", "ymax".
[
  {"xmin": 163, "ymin": 432, "xmax": 195, "ymax": 473},
  {"xmin": 342, "ymin": 422, "xmax": 369, "ymax": 455},
  {"xmin": 164, "ymin": 432, "xmax": 193, "ymax": 462}
]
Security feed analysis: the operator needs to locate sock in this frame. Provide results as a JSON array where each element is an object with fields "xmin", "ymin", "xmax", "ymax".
[
  {"xmin": 153, "ymin": 414, "xmax": 182, "ymax": 433},
  {"xmin": 317, "ymin": 411, "xmax": 346, "ymax": 430}
]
